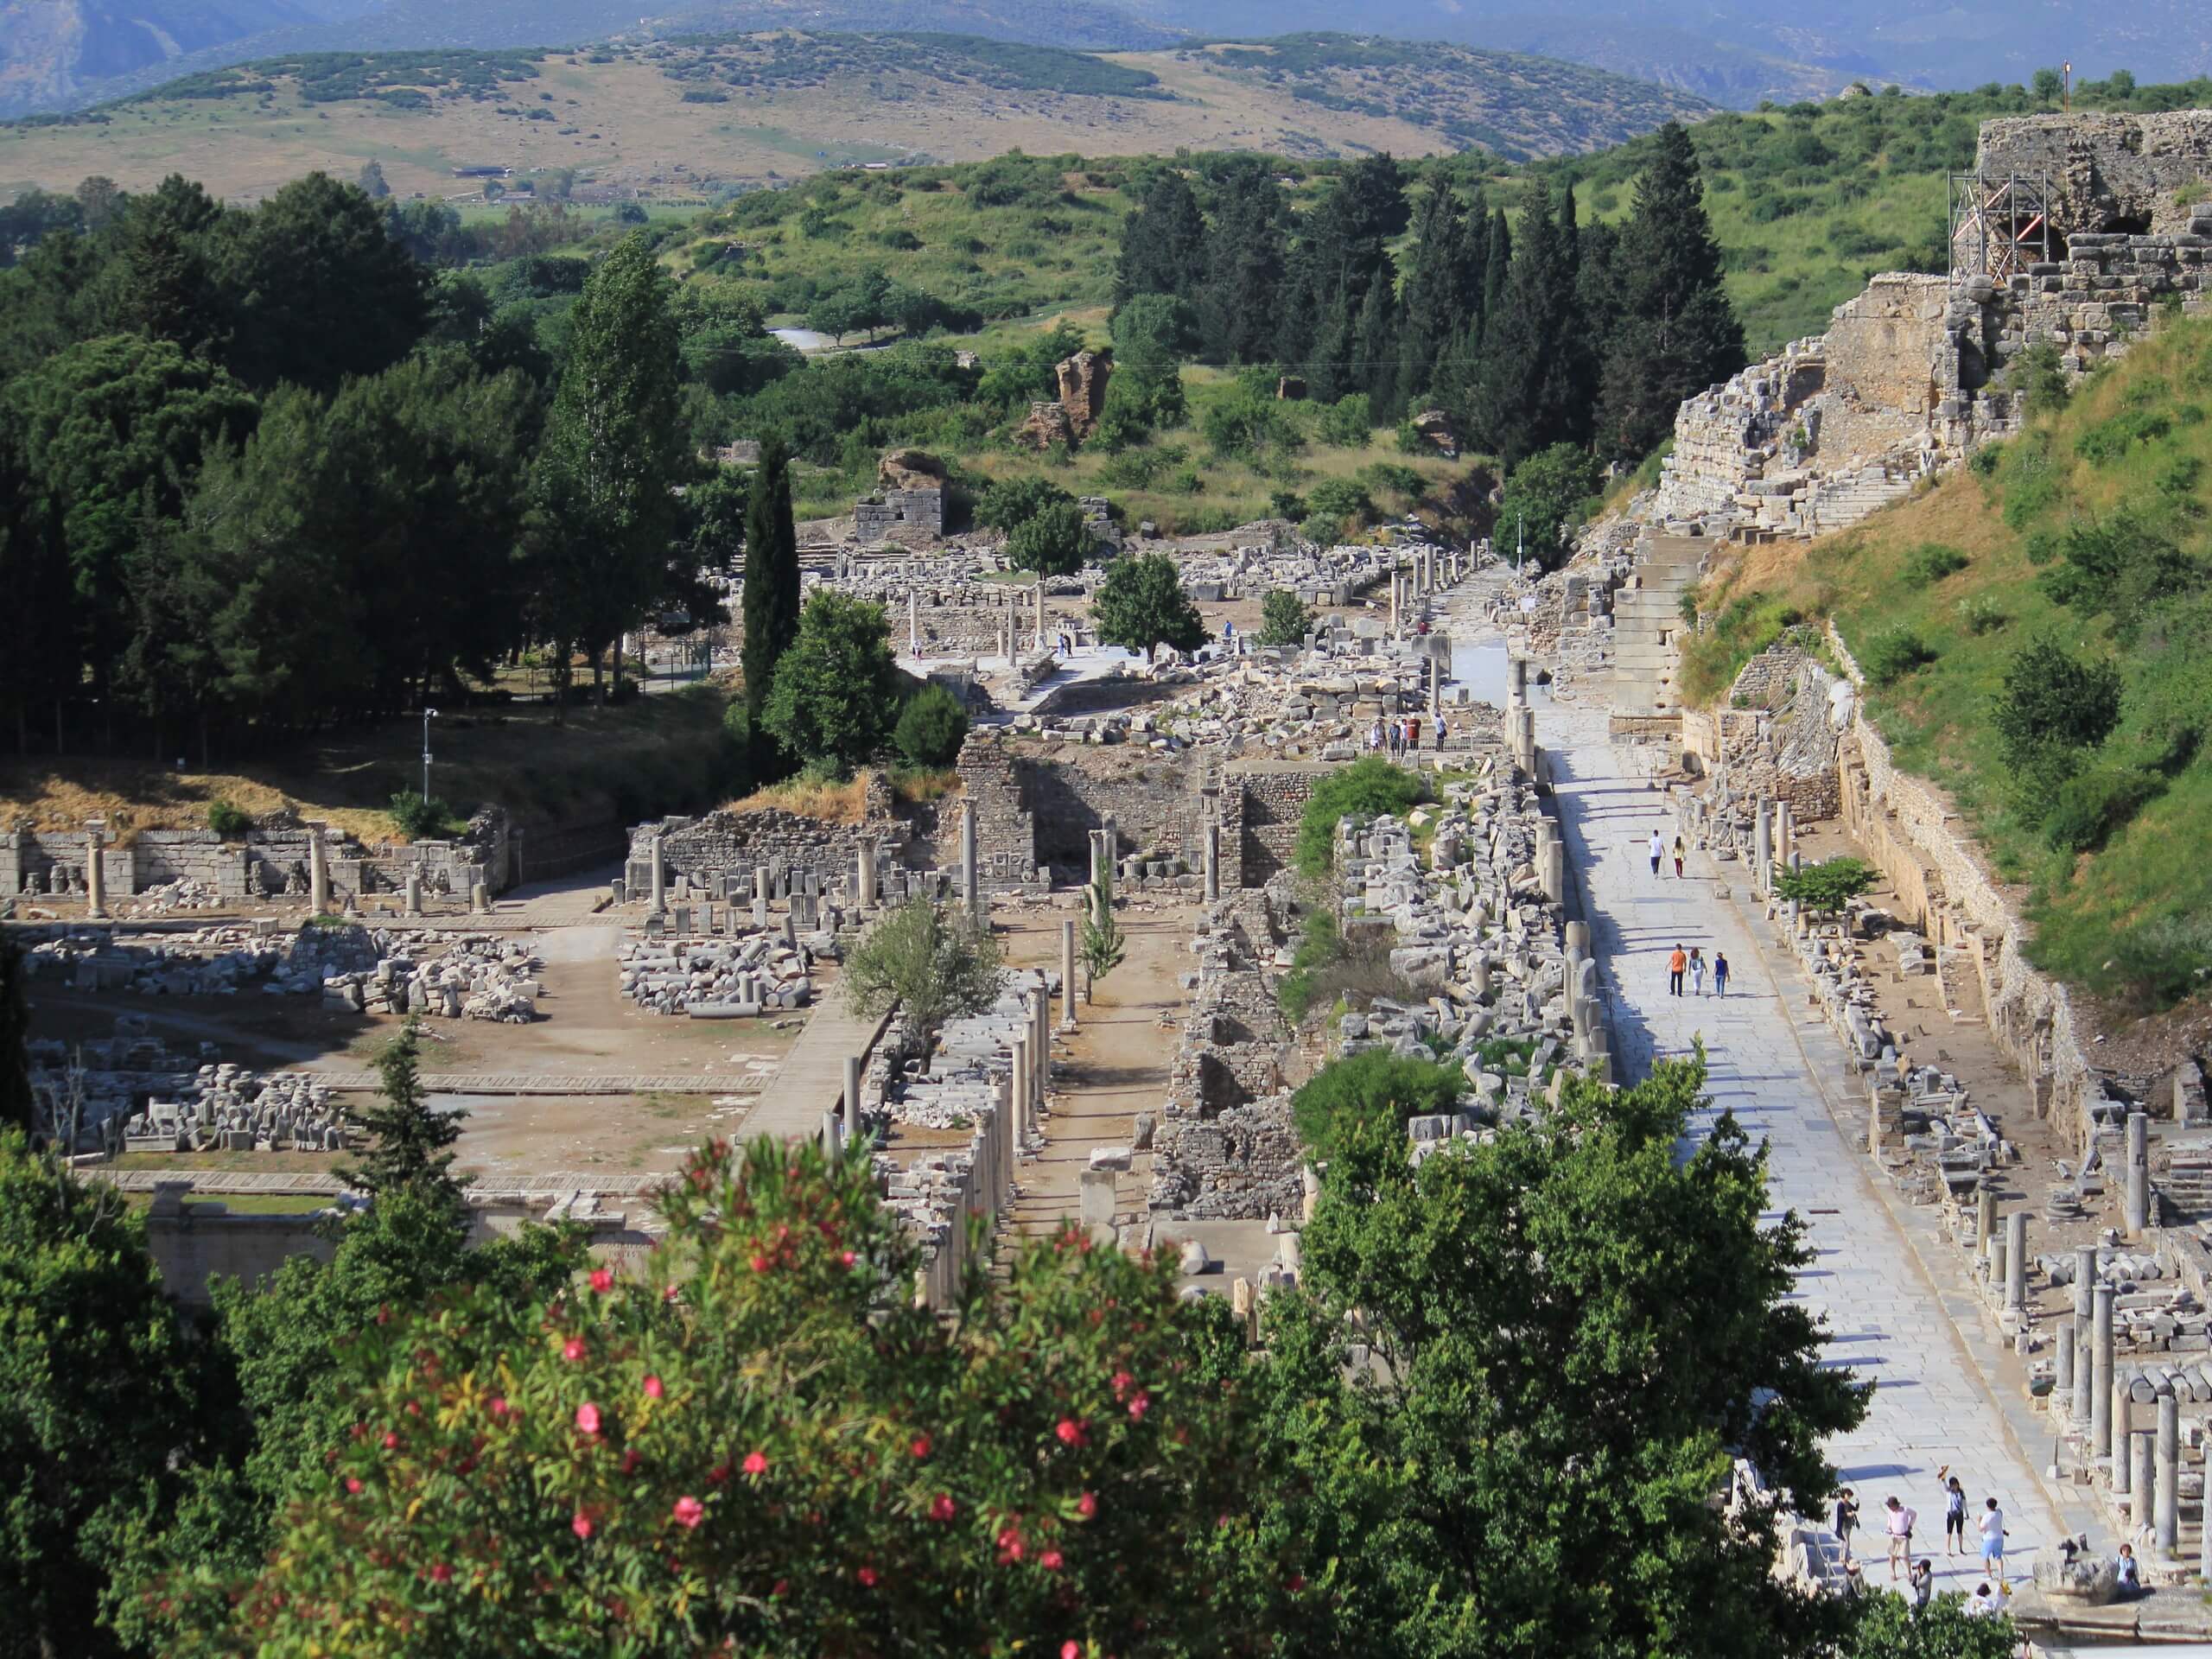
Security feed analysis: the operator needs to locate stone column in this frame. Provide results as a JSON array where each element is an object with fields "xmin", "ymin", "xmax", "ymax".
[
  {"xmin": 2114, "ymin": 1382, "xmax": 2134, "ymax": 1496},
  {"xmin": 753, "ymin": 865, "xmax": 770, "ymax": 929},
  {"xmin": 1061, "ymin": 918, "xmax": 1077, "ymax": 1028},
  {"xmin": 1541, "ymin": 843, "xmax": 1565, "ymax": 906},
  {"xmin": 842, "ymin": 1053, "xmax": 862, "ymax": 1141},
  {"xmin": 1088, "ymin": 828, "xmax": 1105, "ymax": 893},
  {"xmin": 908, "ymin": 589, "xmax": 918, "ymax": 658},
  {"xmin": 855, "ymin": 836, "xmax": 878, "ymax": 909},
  {"xmin": 2094, "ymin": 1282, "xmax": 2116, "ymax": 1459},
  {"xmin": 1010, "ymin": 1035, "xmax": 1030, "ymax": 1139},
  {"xmin": 961, "ymin": 799, "xmax": 980, "ymax": 918},
  {"xmin": 2076, "ymin": 1246, "xmax": 2098, "ymax": 1319},
  {"xmin": 1508, "ymin": 655, "xmax": 1527, "ymax": 707},
  {"xmin": 1203, "ymin": 823, "xmax": 1220, "ymax": 902},
  {"xmin": 308, "ymin": 825, "xmax": 330, "ymax": 916},
  {"xmin": 404, "ymin": 870, "xmax": 423, "ymax": 916},
  {"xmin": 84, "ymin": 822, "xmax": 105, "ymax": 919},
  {"xmin": 2126, "ymin": 1110, "xmax": 2151, "ymax": 1236},
  {"xmin": 1583, "ymin": 1024, "xmax": 1611, "ymax": 1086},
  {"xmin": 1774, "ymin": 801, "xmax": 1793, "ymax": 871},
  {"xmin": 1034, "ymin": 993, "xmax": 1051, "ymax": 1116},
  {"xmin": 1976, "ymin": 1185, "xmax": 1996, "ymax": 1249},
  {"xmin": 1752, "ymin": 798, "xmax": 1772, "ymax": 893},
  {"xmin": 649, "ymin": 835, "xmax": 667, "ymax": 915},
  {"xmin": 2057, "ymin": 1317, "xmax": 2075, "ymax": 1397},
  {"xmin": 1428, "ymin": 655, "xmax": 1442, "ymax": 718},
  {"xmin": 1036, "ymin": 580, "xmax": 1046, "ymax": 652},
  {"xmin": 2158, "ymin": 1392, "xmax": 2181, "ymax": 1555},
  {"xmin": 1389, "ymin": 573, "xmax": 1401, "ymax": 638},
  {"xmin": 2005, "ymin": 1211, "xmax": 2027, "ymax": 1312},
  {"xmin": 1001, "ymin": 1071, "xmax": 1020, "ymax": 1174},
  {"xmin": 2133, "ymin": 1432, "xmax": 2157, "ymax": 1522}
]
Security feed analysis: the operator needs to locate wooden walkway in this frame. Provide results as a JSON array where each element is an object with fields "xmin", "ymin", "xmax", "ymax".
[{"xmin": 747, "ymin": 991, "xmax": 893, "ymax": 1143}]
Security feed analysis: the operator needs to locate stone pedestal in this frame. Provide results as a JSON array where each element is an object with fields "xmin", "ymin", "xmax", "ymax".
[{"xmin": 856, "ymin": 836, "xmax": 878, "ymax": 909}]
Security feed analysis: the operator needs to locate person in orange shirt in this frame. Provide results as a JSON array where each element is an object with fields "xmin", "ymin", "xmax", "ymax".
[{"xmin": 1668, "ymin": 944, "xmax": 1687, "ymax": 996}]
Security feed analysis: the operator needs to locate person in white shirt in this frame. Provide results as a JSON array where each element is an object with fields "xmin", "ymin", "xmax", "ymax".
[
  {"xmin": 2113, "ymin": 1542, "xmax": 2141, "ymax": 1595},
  {"xmin": 1967, "ymin": 1582, "xmax": 1999, "ymax": 1616},
  {"xmin": 1978, "ymin": 1497, "xmax": 2006, "ymax": 1583},
  {"xmin": 1883, "ymin": 1495, "xmax": 1917, "ymax": 1582},
  {"xmin": 1647, "ymin": 829, "xmax": 1664, "ymax": 876}
]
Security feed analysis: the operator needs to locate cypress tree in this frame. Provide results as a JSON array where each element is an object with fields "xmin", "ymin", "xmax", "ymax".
[
  {"xmin": 1478, "ymin": 209, "xmax": 1512, "ymax": 345},
  {"xmin": 1397, "ymin": 183, "xmax": 1484, "ymax": 410},
  {"xmin": 1196, "ymin": 161, "xmax": 1286, "ymax": 365},
  {"xmin": 1354, "ymin": 272, "xmax": 1402, "ymax": 419},
  {"xmin": 1598, "ymin": 122, "xmax": 1747, "ymax": 462},
  {"xmin": 1113, "ymin": 171, "xmax": 1206, "ymax": 307},
  {"xmin": 742, "ymin": 435, "xmax": 800, "ymax": 731}
]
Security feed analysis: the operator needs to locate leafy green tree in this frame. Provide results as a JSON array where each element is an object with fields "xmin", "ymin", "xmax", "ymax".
[
  {"xmin": 220, "ymin": 173, "xmax": 428, "ymax": 394},
  {"xmin": 1844, "ymin": 1590, "xmax": 2018, "ymax": 1657},
  {"xmin": 1195, "ymin": 159, "xmax": 1287, "ymax": 365},
  {"xmin": 356, "ymin": 160, "xmax": 391, "ymax": 200},
  {"xmin": 166, "ymin": 1136, "xmax": 1266, "ymax": 1656},
  {"xmin": 976, "ymin": 474, "xmax": 1074, "ymax": 533},
  {"xmin": 1257, "ymin": 589, "xmax": 1315, "ymax": 648},
  {"xmin": 762, "ymin": 590, "xmax": 902, "ymax": 774},
  {"xmin": 1245, "ymin": 1052, "xmax": 1869, "ymax": 1659},
  {"xmin": 1289, "ymin": 1050, "xmax": 1462, "ymax": 1164},
  {"xmin": 532, "ymin": 232, "xmax": 689, "ymax": 712},
  {"xmin": 1773, "ymin": 855, "xmax": 1877, "ymax": 912},
  {"xmin": 1106, "ymin": 293, "xmax": 1191, "ymax": 428},
  {"xmin": 0, "ymin": 1129, "xmax": 201, "ymax": 1659},
  {"xmin": 1495, "ymin": 442, "xmax": 1602, "ymax": 571},
  {"xmin": 844, "ymin": 894, "xmax": 1007, "ymax": 1035},
  {"xmin": 892, "ymin": 682, "xmax": 969, "ymax": 768},
  {"xmin": 683, "ymin": 465, "xmax": 750, "ymax": 574},
  {"xmin": 1317, "ymin": 392, "xmax": 1373, "ymax": 448},
  {"xmin": 97, "ymin": 174, "xmax": 231, "ymax": 359},
  {"xmin": 741, "ymin": 435, "xmax": 802, "ymax": 734},
  {"xmin": 337, "ymin": 1019, "xmax": 466, "ymax": 1204},
  {"xmin": 1006, "ymin": 499, "xmax": 1095, "ymax": 576},
  {"xmin": 1295, "ymin": 755, "xmax": 1426, "ymax": 878},
  {"xmin": 1090, "ymin": 553, "xmax": 1207, "ymax": 661},
  {"xmin": 1469, "ymin": 178, "xmax": 1590, "ymax": 466},
  {"xmin": 1598, "ymin": 123, "xmax": 1747, "ymax": 462},
  {"xmin": 1992, "ymin": 635, "xmax": 2124, "ymax": 806}
]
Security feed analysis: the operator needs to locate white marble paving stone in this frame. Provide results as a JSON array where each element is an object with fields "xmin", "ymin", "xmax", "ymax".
[{"xmin": 1542, "ymin": 708, "xmax": 2062, "ymax": 1595}]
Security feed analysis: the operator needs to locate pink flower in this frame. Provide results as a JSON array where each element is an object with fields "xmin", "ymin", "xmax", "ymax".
[
  {"xmin": 572, "ymin": 1512, "xmax": 594, "ymax": 1540},
  {"xmin": 643, "ymin": 1375, "xmax": 664, "ymax": 1401},
  {"xmin": 588, "ymin": 1268, "xmax": 614, "ymax": 1294},
  {"xmin": 857, "ymin": 1566, "xmax": 878, "ymax": 1586},
  {"xmin": 1063, "ymin": 1643, "xmax": 1082, "ymax": 1659},
  {"xmin": 747, "ymin": 1254, "xmax": 769, "ymax": 1273},
  {"xmin": 672, "ymin": 1496, "xmax": 705, "ymax": 1529},
  {"xmin": 1110, "ymin": 1370, "xmax": 1135, "ymax": 1400},
  {"xmin": 345, "ymin": 1477, "xmax": 362, "ymax": 1495},
  {"xmin": 1055, "ymin": 1417, "xmax": 1087, "ymax": 1446},
  {"xmin": 1126, "ymin": 1393, "xmax": 1150, "ymax": 1421},
  {"xmin": 487, "ymin": 1396, "xmax": 509, "ymax": 1419},
  {"xmin": 930, "ymin": 1493, "xmax": 957, "ymax": 1522},
  {"xmin": 1076, "ymin": 1491, "xmax": 1097, "ymax": 1518},
  {"xmin": 910, "ymin": 1434, "xmax": 932, "ymax": 1460},
  {"xmin": 621, "ymin": 1447, "xmax": 643, "ymax": 1476},
  {"xmin": 1041, "ymin": 1549, "xmax": 1065, "ymax": 1571},
  {"xmin": 575, "ymin": 1402, "xmax": 602, "ymax": 1437},
  {"xmin": 840, "ymin": 1249, "xmax": 857, "ymax": 1268},
  {"xmin": 663, "ymin": 1284, "xmax": 681, "ymax": 1303},
  {"xmin": 381, "ymin": 1431, "xmax": 400, "ymax": 1451},
  {"xmin": 563, "ymin": 1338, "xmax": 586, "ymax": 1363},
  {"xmin": 741, "ymin": 1450, "xmax": 769, "ymax": 1477},
  {"xmin": 429, "ymin": 1563, "xmax": 452, "ymax": 1584}
]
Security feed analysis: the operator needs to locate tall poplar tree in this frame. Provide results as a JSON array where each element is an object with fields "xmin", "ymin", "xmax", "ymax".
[
  {"xmin": 741, "ymin": 434, "xmax": 800, "ymax": 735},
  {"xmin": 531, "ymin": 232, "xmax": 687, "ymax": 712},
  {"xmin": 1598, "ymin": 122, "xmax": 1747, "ymax": 462}
]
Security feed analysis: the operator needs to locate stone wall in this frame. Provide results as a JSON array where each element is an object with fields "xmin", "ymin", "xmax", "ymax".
[
  {"xmin": 1977, "ymin": 111, "xmax": 2212, "ymax": 238},
  {"xmin": 626, "ymin": 787, "xmax": 914, "ymax": 908},
  {"xmin": 1233, "ymin": 768, "xmax": 1325, "ymax": 888},
  {"xmin": 952, "ymin": 733, "xmax": 1042, "ymax": 889}
]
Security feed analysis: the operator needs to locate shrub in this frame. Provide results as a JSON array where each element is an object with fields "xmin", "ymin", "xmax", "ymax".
[
  {"xmin": 207, "ymin": 800, "xmax": 252, "ymax": 839},
  {"xmin": 1317, "ymin": 393, "xmax": 1373, "ymax": 448},
  {"xmin": 893, "ymin": 683, "xmax": 969, "ymax": 767},
  {"xmin": 1900, "ymin": 543, "xmax": 1969, "ymax": 587},
  {"xmin": 388, "ymin": 791, "xmax": 461, "ymax": 841},
  {"xmin": 1772, "ymin": 856, "xmax": 1876, "ymax": 912},
  {"xmin": 1993, "ymin": 639, "xmax": 2125, "ymax": 760},
  {"xmin": 1956, "ymin": 594, "xmax": 2007, "ymax": 634},
  {"xmin": 1357, "ymin": 461, "xmax": 1426, "ymax": 505},
  {"xmin": 1257, "ymin": 589, "xmax": 1315, "ymax": 648},
  {"xmin": 1296, "ymin": 757, "xmax": 1426, "ymax": 879},
  {"xmin": 2044, "ymin": 762, "xmax": 2164, "ymax": 854},
  {"xmin": 1858, "ymin": 626, "xmax": 1936, "ymax": 688},
  {"xmin": 1305, "ymin": 478, "xmax": 1371, "ymax": 524},
  {"xmin": 1005, "ymin": 499, "xmax": 1095, "ymax": 575},
  {"xmin": 2075, "ymin": 408, "xmax": 2173, "ymax": 465},
  {"xmin": 1289, "ymin": 1051, "xmax": 1463, "ymax": 1164},
  {"xmin": 976, "ymin": 475, "xmax": 1073, "ymax": 533}
]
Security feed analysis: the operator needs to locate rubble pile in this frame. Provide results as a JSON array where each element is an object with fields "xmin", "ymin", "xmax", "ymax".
[
  {"xmin": 317, "ymin": 931, "xmax": 542, "ymax": 1022},
  {"xmin": 118, "ymin": 877, "xmax": 226, "ymax": 915},
  {"xmin": 122, "ymin": 1064, "xmax": 349, "ymax": 1154},
  {"xmin": 617, "ymin": 927, "xmax": 817, "ymax": 1017},
  {"xmin": 880, "ymin": 969, "xmax": 1056, "ymax": 1133}
]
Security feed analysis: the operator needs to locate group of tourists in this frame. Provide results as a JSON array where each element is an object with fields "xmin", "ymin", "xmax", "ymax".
[
  {"xmin": 1366, "ymin": 715, "xmax": 1446, "ymax": 756},
  {"xmin": 1663, "ymin": 944, "xmax": 1727, "ymax": 998},
  {"xmin": 1831, "ymin": 1469, "xmax": 2032, "ymax": 1617}
]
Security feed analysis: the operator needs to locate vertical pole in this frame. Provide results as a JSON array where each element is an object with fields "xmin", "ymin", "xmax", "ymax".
[
  {"xmin": 2093, "ymin": 1282, "xmax": 2116, "ymax": 1459},
  {"xmin": 2126, "ymin": 1110, "xmax": 2151, "ymax": 1237},
  {"xmin": 1061, "ymin": 918, "xmax": 1077, "ymax": 1028},
  {"xmin": 2158, "ymin": 1392, "xmax": 2180, "ymax": 1556},
  {"xmin": 961, "ymin": 799, "xmax": 980, "ymax": 919},
  {"xmin": 842, "ymin": 1053, "xmax": 861, "ymax": 1142},
  {"xmin": 2005, "ymin": 1211, "xmax": 2027, "ymax": 1312}
]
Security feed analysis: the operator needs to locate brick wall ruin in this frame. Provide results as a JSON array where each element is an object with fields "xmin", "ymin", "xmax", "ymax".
[
  {"xmin": 1977, "ymin": 111, "xmax": 2212, "ymax": 238},
  {"xmin": 1233, "ymin": 769, "xmax": 1324, "ymax": 888}
]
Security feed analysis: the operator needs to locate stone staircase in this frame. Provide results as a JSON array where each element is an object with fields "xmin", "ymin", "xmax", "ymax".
[
  {"xmin": 1802, "ymin": 461, "xmax": 1920, "ymax": 537},
  {"xmin": 1609, "ymin": 536, "xmax": 1707, "ymax": 715}
]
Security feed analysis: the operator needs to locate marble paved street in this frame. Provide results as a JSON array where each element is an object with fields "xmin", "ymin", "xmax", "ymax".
[{"xmin": 1541, "ymin": 705, "xmax": 2070, "ymax": 1595}]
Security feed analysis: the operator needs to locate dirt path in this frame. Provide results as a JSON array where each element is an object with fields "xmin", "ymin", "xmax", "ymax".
[{"xmin": 989, "ymin": 900, "xmax": 1191, "ymax": 1234}]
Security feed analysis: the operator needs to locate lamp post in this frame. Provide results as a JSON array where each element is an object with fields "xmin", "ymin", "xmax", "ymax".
[{"xmin": 422, "ymin": 708, "xmax": 438, "ymax": 804}]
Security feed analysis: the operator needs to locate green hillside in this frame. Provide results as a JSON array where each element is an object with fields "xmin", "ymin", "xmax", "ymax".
[{"xmin": 1683, "ymin": 319, "xmax": 2212, "ymax": 1011}]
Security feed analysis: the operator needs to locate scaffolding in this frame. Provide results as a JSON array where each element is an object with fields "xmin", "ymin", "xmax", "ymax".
[{"xmin": 1949, "ymin": 172, "xmax": 2056, "ymax": 285}]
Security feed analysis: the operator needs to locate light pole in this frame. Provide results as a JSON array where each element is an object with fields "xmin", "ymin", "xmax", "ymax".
[{"xmin": 422, "ymin": 708, "xmax": 438, "ymax": 804}]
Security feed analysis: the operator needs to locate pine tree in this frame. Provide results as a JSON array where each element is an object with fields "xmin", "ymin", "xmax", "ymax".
[
  {"xmin": 1469, "ymin": 180, "xmax": 1591, "ymax": 467},
  {"xmin": 1396, "ymin": 183, "xmax": 1484, "ymax": 411},
  {"xmin": 1195, "ymin": 161, "xmax": 1286, "ymax": 365},
  {"xmin": 337, "ymin": 1019, "xmax": 466, "ymax": 1205},
  {"xmin": 741, "ymin": 434, "xmax": 800, "ymax": 734},
  {"xmin": 1113, "ymin": 171, "xmax": 1205, "ymax": 307},
  {"xmin": 1354, "ymin": 273, "xmax": 1402, "ymax": 419},
  {"xmin": 1598, "ymin": 122, "xmax": 1747, "ymax": 462}
]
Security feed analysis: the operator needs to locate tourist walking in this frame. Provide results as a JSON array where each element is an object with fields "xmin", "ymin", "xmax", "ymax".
[
  {"xmin": 1713, "ymin": 951, "xmax": 1730, "ymax": 996},
  {"xmin": 1938, "ymin": 1467, "xmax": 1967, "ymax": 1555},
  {"xmin": 1833, "ymin": 1489, "xmax": 1859, "ymax": 1566},
  {"xmin": 1672, "ymin": 835, "xmax": 1686, "ymax": 878},
  {"xmin": 1689, "ymin": 947, "xmax": 1707, "ymax": 996},
  {"xmin": 1882, "ymin": 1496, "xmax": 1916, "ymax": 1582},
  {"xmin": 1978, "ymin": 1497, "xmax": 2005, "ymax": 1581},
  {"xmin": 1668, "ymin": 944, "xmax": 1687, "ymax": 997},
  {"xmin": 1648, "ymin": 830, "xmax": 1665, "ymax": 876}
]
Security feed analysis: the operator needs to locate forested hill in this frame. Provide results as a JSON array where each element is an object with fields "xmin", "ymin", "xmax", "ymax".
[{"xmin": 0, "ymin": 30, "xmax": 1712, "ymax": 203}]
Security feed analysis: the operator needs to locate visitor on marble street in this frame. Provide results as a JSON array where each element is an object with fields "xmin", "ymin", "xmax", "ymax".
[{"xmin": 1535, "ymin": 698, "xmax": 2078, "ymax": 1603}]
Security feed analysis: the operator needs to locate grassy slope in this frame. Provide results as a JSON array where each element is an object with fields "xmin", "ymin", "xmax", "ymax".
[{"xmin": 1678, "ymin": 319, "xmax": 2212, "ymax": 1007}]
